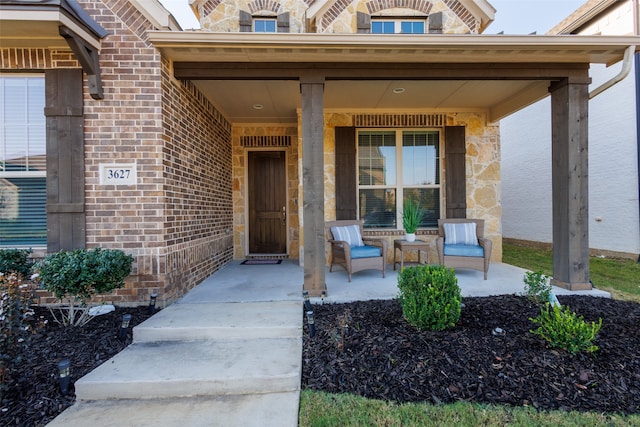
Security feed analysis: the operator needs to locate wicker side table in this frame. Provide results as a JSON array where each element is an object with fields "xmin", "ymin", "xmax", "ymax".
[{"xmin": 393, "ymin": 239, "xmax": 430, "ymax": 271}]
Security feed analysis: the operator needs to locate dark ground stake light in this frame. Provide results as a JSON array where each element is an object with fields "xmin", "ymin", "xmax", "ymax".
[
  {"xmin": 148, "ymin": 293, "xmax": 158, "ymax": 315},
  {"xmin": 303, "ymin": 290, "xmax": 312, "ymax": 312},
  {"xmin": 118, "ymin": 313, "xmax": 132, "ymax": 342},
  {"xmin": 57, "ymin": 359, "xmax": 71, "ymax": 395},
  {"xmin": 306, "ymin": 310, "xmax": 316, "ymax": 338}
]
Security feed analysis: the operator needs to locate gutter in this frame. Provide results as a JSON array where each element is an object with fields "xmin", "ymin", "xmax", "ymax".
[{"xmin": 589, "ymin": 45, "xmax": 636, "ymax": 98}]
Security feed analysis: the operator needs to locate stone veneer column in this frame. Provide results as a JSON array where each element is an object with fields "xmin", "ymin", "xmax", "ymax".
[
  {"xmin": 300, "ymin": 76, "xmax": 327, "ymax": 297},
  {"xmin": 550, "ymin": 76, "xmax": 592, "ymax": 290}
]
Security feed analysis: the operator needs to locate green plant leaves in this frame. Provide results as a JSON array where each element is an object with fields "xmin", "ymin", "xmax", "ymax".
[
  {"xmin": 397, "ymin": 264, "xmax": 461, "ymax": 331},
  {"xmin": 36, "ymin": 248, "xmax": 133, "ymax": 305},
  {"xmin": 530, "ymin": 304, "xmax": 603, "ymax": 354},
  {"xmin": 402, "ymin": 199, "xmax": 424, "ymax": 234}
]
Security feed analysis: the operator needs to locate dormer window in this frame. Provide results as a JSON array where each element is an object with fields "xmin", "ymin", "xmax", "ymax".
[
  {"xmin": 254, "ymin": 18, "xmax": 276, "ymax": 33},
  {"xmin": 371, "ymin": 19, "xmax": 425, "ymax": 34}
]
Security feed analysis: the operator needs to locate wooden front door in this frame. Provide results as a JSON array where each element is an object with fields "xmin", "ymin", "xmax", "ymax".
[{"xmin": 248, "ymin": 151, "xmax": 287, "ymax": 254}]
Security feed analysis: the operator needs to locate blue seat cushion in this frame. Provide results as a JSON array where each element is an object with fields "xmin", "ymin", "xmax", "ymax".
[
  {"xmin": 350, "ymin": 245, "xmax": 382, "ymax": 259},
  {"xmin": 444, "ymin": 244, "xmax": 484, "ymax": 257}
]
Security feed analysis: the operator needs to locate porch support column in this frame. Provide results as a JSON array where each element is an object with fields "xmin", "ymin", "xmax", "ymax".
[
  {"xmin": 550, "ymin": 76, "xmax": 592, "ymax": 290},
  {"xmin": 301, "ymin": 76, "xmax": 327, "ymax": 297}
]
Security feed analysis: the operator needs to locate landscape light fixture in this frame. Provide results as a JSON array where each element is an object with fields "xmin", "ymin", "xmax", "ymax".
[
  {"xmin": 58, "ymin": 359, "xmax": 71, "ymax": 395},
  {"xmin": 303, "ymin": 290, "xmax": 312, "ymax": 312},
  {"xmin": 118, "ymin": 313, "xmax": 132, "ymax": 342},
  {"xmin": 306, "ymin": 310, "xmax": 316, "ymax": 338},
  {"xmin": 148, "ymin": 293, "xmax": 158, "ymax": 315}
]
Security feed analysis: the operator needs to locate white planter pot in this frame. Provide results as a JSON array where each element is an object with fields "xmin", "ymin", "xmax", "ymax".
[{"xmin": 405, "ymin": 233, "xmax": 416, "ymax": 242}]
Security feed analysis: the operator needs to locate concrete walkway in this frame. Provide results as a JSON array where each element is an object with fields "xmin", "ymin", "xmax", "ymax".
[{"xmin": 47, "ymin": 261, "xmax": 609, "ymax": 426}]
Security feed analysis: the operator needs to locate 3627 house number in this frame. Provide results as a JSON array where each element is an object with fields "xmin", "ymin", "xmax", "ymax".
[{"xmin": 99, "ymin": 164, "xmax": 137, "ymax": 186}]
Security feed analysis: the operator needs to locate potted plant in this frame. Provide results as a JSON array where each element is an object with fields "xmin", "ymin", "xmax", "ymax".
[{"xmin": 402, "ymin": 199, "xmax": 424, "ymax": 242}]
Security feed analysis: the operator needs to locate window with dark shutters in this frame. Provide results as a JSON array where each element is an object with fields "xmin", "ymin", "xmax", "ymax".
[
  {"xmin": 357, "ymin": 12, "xmax": 371, "ymax": 34},
  {"xmin": 45, "ymin": 69, "xmax": 86, "ymax": 251},
  {"xmin": 239, "ymin": 10, "xmax": 252, "ymax": 32},
  {"xmin": 444, "ymin": 126, "xmax": 467, "ymax": 218},
  {"xmin": 277, "ymin": 12, "xmax": 290, "ymax": 33},
  {"xmin": 334, "ymin": 127, "xmax": 357, "ymax": 220}
]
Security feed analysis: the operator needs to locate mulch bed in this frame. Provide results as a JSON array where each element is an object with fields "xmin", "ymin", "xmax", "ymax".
[
  {"xmin": 302, "ymin": 295, "xmax": 640, "ymax": 414},
  {"xmin": 1, "ymin": 306, "xmax": 153, "ymax": 427},
  {"xmin": 3, "ymin": 296, "xmax": 638, "ymax": 426}
]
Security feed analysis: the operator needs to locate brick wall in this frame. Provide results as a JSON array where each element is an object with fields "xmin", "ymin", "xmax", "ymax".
[
  {"xmin": 1, "ymin": 0, "xmax": 234, "ymax": 305},
  {"xmin": 82, "ymin": 0, "xmax": 234, "ymax": 304}
]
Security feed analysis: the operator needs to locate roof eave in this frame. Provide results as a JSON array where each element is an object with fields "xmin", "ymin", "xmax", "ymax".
[{"xmin": 147, "ymin": 32, "xmax": 640, "ymax": 66}]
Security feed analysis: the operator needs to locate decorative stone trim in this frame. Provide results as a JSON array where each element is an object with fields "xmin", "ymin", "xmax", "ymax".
[
  {"xmin": 321, "ymin": 0, "xmax": 353, "ymax": 29},
  {"xmin": 443, "ymin": 0, "xmax": 477, "ymax": 32},
  {"xmin": 248, "ymin": 0, "xmax": 281, "ymax": 14},
  {"xmin": 353, "ymin": 113, "xmax": 446, "ymax": 127},
  {"xmin": 240, "ymin": 135, "xmax": 292, "ymax": 147},
  {"xmin": 366, "ymin": 0, "xmax": 433, "ymax": 15},
  {"xmin": 201, "ymin": 0, "xmax": 222, "ymax": 18}
]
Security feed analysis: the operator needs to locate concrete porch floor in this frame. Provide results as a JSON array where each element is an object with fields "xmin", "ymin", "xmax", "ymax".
[{"xmin": 195, "ymin": 259, "xmax": 609, "ymax": 304}]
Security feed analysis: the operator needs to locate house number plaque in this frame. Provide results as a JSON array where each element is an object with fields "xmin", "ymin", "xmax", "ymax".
[{"xmin": 99, "ymin": 163, "xmax": 137, "ymax": 186}]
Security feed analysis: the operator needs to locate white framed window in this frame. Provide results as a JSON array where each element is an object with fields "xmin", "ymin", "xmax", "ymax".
[
  {"xmin": 358, "ymin": 129, "xmax": 440, "ymax": 229},
  {"xmin": 0, "ymin": 75, "xmax": 47, "ymax": 247},
  {"xmin": 254, "ymin": 18, "xmax": 276, "ymax": 32},
  {"xmin": 371, "ymin": 19, "xmax": 425, "ymax": 34}
]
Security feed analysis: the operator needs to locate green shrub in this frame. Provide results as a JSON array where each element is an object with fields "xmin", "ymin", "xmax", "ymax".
[
  {"xmin": 1, "ymin": 273, "xmax": 37, "ymax": 400},
  {"xmin": 397, "ymin": 264, "xmax": 461, "ymax": 331},
  {"xmin": 530, "ymin": 304, "xmax": 602, "ymax": 354},
  {"xmin": 0, "ymin": 249, "xmax": 34, "ymax": 278},
  {"xmin": 36, "ymin": 248, "xmax": 133, "ymax": 326},
  {"xmin": 522, "ymin": 270, "xmax": 552, "ymax": 305}
]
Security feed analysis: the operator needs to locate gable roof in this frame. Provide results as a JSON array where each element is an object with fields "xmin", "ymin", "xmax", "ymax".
[
  {"xmin": 548, "ymin": 0, "xmax": 620, "ymax": 35},
  {"xmin": 305, "ymin": 0, "xmax": 496, "ymax": 33}
]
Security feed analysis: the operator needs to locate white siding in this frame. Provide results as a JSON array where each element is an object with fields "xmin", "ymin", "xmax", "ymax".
[{"xmin": 501, "ymin": 61, "xmax": 640, "ymax": 256}]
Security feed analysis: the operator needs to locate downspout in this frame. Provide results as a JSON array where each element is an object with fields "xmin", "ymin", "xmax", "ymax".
[
  {"xmin": 589, "ymin": 45, "xmax": 636, "ymax": 99},
  {"xmin": 634, "ymin": 0, "xmax": 640, "ymax": 263},
  {"xmin": 635, "ymin": 50, "xmax": 640, "ymax": 262}
]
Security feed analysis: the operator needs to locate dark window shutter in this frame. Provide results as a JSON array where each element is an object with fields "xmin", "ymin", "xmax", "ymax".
[
  {"xmin": 357, "ymin": 12, "xmax": 371, "ymax": 34},
  {"xmin": 445, "ymin": 126, "xmax": 466, "ymax": 218},
  {"xmin": 428, "ymin": 12, "xmax": 443, "ymax": 34},
  {"xmin": 239, "ymin": 10, "xmax": 252, "ymax": 32},
  {"xmin": 45, "ymin": 69, "xmax": 85, "ymax": 251},
  {"xmin": 277, "ymin": 12, "xmax": 290, "ymax": 33},
  {"xmin": 335, "ymin": 127, "xmax": 357, "ymax": 220}
]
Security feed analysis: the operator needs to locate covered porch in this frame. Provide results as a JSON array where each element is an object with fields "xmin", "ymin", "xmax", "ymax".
[{"xmin": 148, "ymin": 31, "xmax": 639, "ymax": 297}]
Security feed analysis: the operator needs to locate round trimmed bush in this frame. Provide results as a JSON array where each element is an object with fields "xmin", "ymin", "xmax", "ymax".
[{"xmin": 397, "ymin": 264, "xmax": 461, "ymax": 331}]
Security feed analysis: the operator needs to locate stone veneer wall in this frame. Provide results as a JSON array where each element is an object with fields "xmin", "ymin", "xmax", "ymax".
[
  {"xmin": 316, "ymin": 0, "xmax": 478, "ymax": 34},
  {"xmin": 1, "ymin": 0, "xmax": 234, "ymax": 305},
  {"xmin": 295, "ymin": 111, "xmax": 502, "ymax": 265},
  {"xmin": 200, "ymin": 0, "xmax": 310, "ymax": 32},
  {"xmin": 232, "ymin": 126, "xmax": 300, "ymax": 259},
  {"xmin": 198, "ymin": 0, "xmax": 479, "ymax": 34}
]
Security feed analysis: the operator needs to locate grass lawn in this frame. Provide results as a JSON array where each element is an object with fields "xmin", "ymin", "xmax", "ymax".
[
  {"xmin": 299, "ymin": 243, "xmax": 640, "ymax": 426},
  {"xmin": 503, "ymin": 242, "xmax": 640, "ymax": 302},
  {"xmin": 299, "ymin": 390, "xmax": 640, "ymax": 427}
]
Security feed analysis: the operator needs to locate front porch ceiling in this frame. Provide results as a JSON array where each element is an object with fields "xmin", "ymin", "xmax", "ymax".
[
  {"xmin": 192, "ymin": 79, "xmax": 550, "ymax": 123},
  {"xmin": 150, "ymin": 32, "xmax": 639, "ymax": 123}
]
